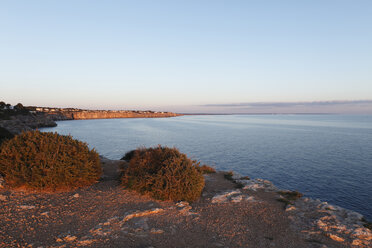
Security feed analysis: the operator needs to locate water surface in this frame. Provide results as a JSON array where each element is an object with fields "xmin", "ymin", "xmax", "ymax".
[{"xmin": 42, "ymin": 115, "xmax": 372, "ymax": 220}]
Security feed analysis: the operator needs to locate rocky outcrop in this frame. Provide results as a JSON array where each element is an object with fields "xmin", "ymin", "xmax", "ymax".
[
  {"xmin": 226, "ymin": 171, "xmax": 372, "ymax": 247},
  {"xmin": 211, "ymin": 189, "xmax": 257, "ymax": 204},
  {"xmin": 286, "ymin": 197, "xmax": 372, "ymax": 247}
]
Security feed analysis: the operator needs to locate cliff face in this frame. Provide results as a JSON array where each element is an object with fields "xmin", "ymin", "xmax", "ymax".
[
  {"xmin": 70, "ymin": 111, "xmax": 181, "ymax": 120},
  {"xmin": 44, "ymin": 110, "xmax": 181, "ymax": 120},
  {"xmin": 0, "ymin": 108, "xmax": 181, "ymax": 135}
]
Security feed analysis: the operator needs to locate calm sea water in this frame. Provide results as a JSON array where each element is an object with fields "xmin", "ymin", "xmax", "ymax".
[{"xmin": 41, "ymin": 115, "xmax": 372, "ymax": 220}]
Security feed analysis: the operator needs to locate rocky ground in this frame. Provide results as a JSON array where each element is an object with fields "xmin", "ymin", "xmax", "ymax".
[{"xmin": 0, "ymin": 158, "xmax": 370, "ymax": 248}]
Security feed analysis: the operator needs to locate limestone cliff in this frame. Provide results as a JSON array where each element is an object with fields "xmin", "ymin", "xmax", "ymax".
[{"xmin": 69, "ymin": 110, "xmax": 181, "ymax": 120}]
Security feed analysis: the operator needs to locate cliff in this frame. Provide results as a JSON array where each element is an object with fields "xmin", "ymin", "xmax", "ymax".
[
  {"xmin": 0, "ymin": 106, "xmax": 182, "ymax": 136},
  {"xmin": 68, "ymin": 110, "xmax": 181, "ymax": 120},
  {"xmin": 28, "ymin": 107, "xmax": 182, "ymax": 121}
]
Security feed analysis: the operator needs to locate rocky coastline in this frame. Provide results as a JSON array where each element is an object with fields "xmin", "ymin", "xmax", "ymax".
[
  {"xmin": 0, "ymin": 107, "xmax": 181, "ymax": 138},
  {"xmin": 29, "ymin": 107, "xmax": 182, "ymax": 121},
  {"xmin": 0, "ymin": 108, "xmax": 371, "ymax": 247},
  {"xmin": 0, "ymin": 158, "xmax": 371, "ymax": 247}
]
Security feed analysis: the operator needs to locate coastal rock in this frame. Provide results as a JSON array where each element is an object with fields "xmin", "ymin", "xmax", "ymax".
[
  {"xmin": 0, "ymin": 175, "xmax": 4, "ymax": 188},
  {"xmin": 121, "ymin": 208, "xmax": 164, "ymax": 224},
  {"xmin": 150, "ymin": 228, "xmax": 164, "ymax": 234},
  {"xmin": 211, "ymin": 190, "xmax": 256, "ymax": 204},
  {"xmin": 88, "ymin": 208, "xmax": 165, "ymax": 238},
  {"xmin": 19, "ymin": 205, "xmax": 36, "ymax": 210},
  {"xmin": 211, "ymin": 190, "xmax": 242, "ymax": 203},
  {"xmin": 242, "ymin": 178, "xmax": 279, "ymax": 192},
  {"xmin": 175, "ymin": 201, "xmax": 194, "ymax": 215},
  {"xmin": 287, "ymin": 197, "xmax": 372, "ymax": 247}
]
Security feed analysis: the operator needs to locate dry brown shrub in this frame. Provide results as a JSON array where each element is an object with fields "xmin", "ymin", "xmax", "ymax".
[
  {"xmin": 0, "ymin": 131, "xmax": 101, "ymax": 191},
  {"xmin": 121, "ymin": 146, "xmax": 205, "ymax": 202},
  {"xmin": 198, "ymin": 165, "xmax": 216, "ymax": 174}
]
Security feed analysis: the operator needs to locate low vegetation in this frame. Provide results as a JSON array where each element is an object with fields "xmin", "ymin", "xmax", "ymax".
[
  {"xmin": 0, "ymin": 131, "xmax": 101, "ymax": 191},
  {"xmin": 198, "ymin": 164, "xmax": 216, "ymax": 174},
  {"xmin": 0, "ymin": 127, "xmax": 14, "ymax": 145},
  {"xmin": 361, "ymin": 218, "xmax": 372, "ymax": 230},
  {"xmin": 0, "ymin": 101, "xmax": 29, "ymax": 119},
  {"xmin": 121, "ymin": 146, "xmax": 205, "ymax": 202},
  {"xmin": 278, "ymin": 190, "xmax": 303, "ymax": 201},
  {"xmin": 224, "ymin": 171, "xmax": 248, "ymax": 188},
  {"xmin": 277, "ymin": 190, "xmax": 303, "ymax": 207},
  {"xmin": 224, "ymin": 171, "xmax": 234, "ymax": 181}
]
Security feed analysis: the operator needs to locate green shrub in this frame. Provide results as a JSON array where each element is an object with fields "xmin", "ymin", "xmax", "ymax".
[
  {"xmin": 121, "ymin": 146, "xmax": 205, "ymax": 202},
  {"xmin": 0, "ymin": 131, "xmax": 101, "ymax": 191}
]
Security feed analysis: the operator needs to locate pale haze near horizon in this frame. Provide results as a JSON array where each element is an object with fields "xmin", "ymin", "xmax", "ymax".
[{"xmin": 1, "ymin": 0, "xmax": 372, "ymax": 114}]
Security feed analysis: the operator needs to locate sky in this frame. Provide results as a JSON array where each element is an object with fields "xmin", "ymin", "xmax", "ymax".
[{"xmin": 1, "ymin": 0, "xmax": 372, "ymax": 113}]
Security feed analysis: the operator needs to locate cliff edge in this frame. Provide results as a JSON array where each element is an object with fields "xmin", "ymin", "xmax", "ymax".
[{"xmin": 0, "ymin": 159, "xmax": 370, "ymax": 248}]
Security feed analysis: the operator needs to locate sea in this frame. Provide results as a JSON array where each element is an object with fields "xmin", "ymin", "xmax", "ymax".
[{"xmin": 41, "ymin": 114, "xmax": 372, "ymax": 220}]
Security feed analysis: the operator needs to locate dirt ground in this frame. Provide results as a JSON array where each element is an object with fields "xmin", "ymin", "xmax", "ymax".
[{"xmin": 0, "ymin": 158, "xmax": 349, "ymax": 247}]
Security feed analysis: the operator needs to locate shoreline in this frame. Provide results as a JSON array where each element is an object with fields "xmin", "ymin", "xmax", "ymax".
[
  {"xmin": 1, "ymin": 115, "xmax": 371, "ymax": 247},
  {"xmin": 0, "ymin": 157, "xmax": 371, "ymax": 247}
]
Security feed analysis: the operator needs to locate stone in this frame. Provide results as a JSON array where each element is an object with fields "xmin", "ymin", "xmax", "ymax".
[
  {"xmin": 121, "ymin": 208, "xmax": 164, "ymax": 223},
  {"xmin": 211, "ymin": 190, "xmax": 241, "ymax": 203},
  {"xmin": 231, "ymin": 172, "xmax": 243, "ymax": 180},
  {"xmin": 328, "ymin": 234, "xmax": 345, "ymax": 242},
  {"xmin": 351, "ymin": 228, "xmax": 372, "ymax": 240},
  {"xmin": 19, "ymin": 205, "xmax": 35, "ymax": 210},
  {"xmin": 286, "ymin": 205, "xmax": 296, "ymax": 211},
  {"xmin": 150, "ymin": 228, "xmax": 164, "ymax": 234},
  {"xmin": 63, "ymin": 235, "xmax": 77, "ymax": 242},
  {"xmin": 243, "ymin": 179, "xmax": 278, "ymax": 192},
  {"xmin": 211, "ymin": 190, "xmax": 256, "ymax": 204},
  {"xmin": 231, "ymin": 195, "xmax": 243, "ymax": 203},
  {"xmin": 0, "ymin": 175, "xmax": 4, "ymax": 188},
  {"xmin": 77, "ymin": 239, "xmax": 96, "ymax": 246}
]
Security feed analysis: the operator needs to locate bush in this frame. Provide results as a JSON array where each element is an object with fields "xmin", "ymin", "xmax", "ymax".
[
  {"xmin": 278, "ymin": 190, "xmax": 303, "ymax": 201},
  {"xmin": 198, "ymin": 164, "xmax": 216, "ymax": 174},
  {"xmin": 0, "ymin": 131, "xmax": 101, "ymax": 191},
  {"xmin": 121, "ymin": 146, "xmax": 205, "ymax": 202}
]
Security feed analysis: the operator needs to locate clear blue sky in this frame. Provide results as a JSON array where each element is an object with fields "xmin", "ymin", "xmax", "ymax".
[{"xmin": 1, "ymin": 0, "xmax": 372, "ymax": 113}]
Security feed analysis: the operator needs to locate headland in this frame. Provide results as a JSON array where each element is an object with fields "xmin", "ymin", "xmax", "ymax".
[{"xmin": 0, "ymin": 102, "xmax": 181, "ymax": 136}]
